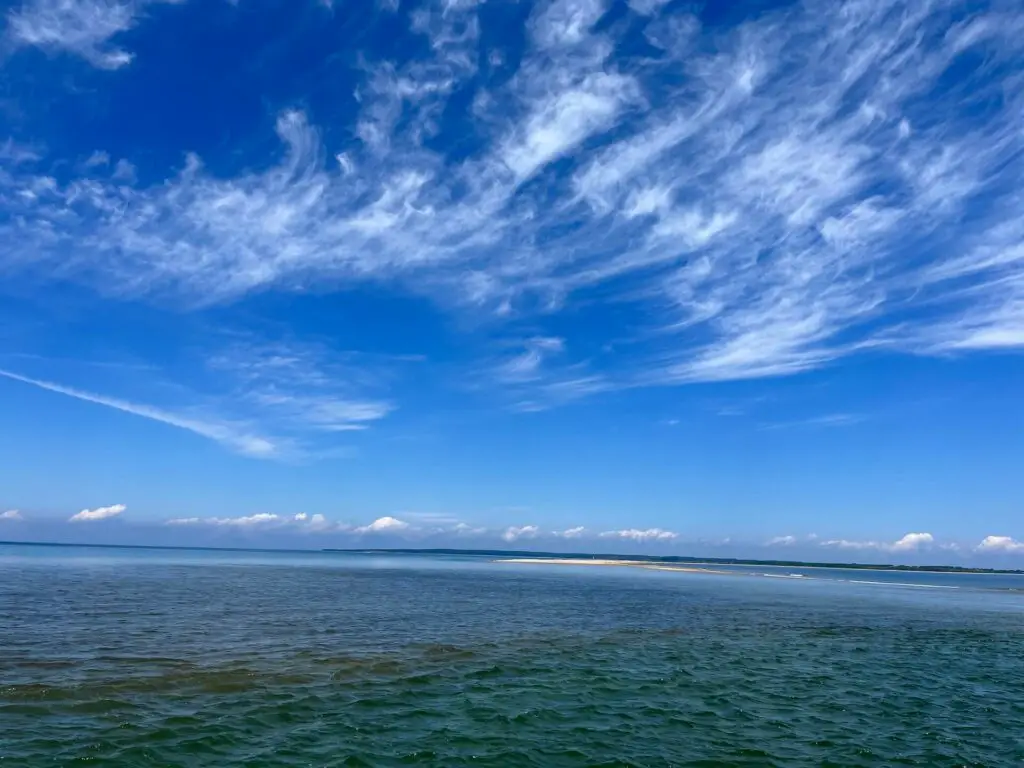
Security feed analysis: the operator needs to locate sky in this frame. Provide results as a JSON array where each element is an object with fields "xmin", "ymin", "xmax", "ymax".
[{"xmin": 0, "ymin": 0, "xmax": 1022, "ymax": 564}]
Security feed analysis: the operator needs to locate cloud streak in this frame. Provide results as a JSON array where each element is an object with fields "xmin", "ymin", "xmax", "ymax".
[
  {"xmin": 599, "ymin": 528, "xmax": 678, "ymax": 542},
  {"xmin": 820, "ymin": 532, "xmax": 938, "ymax": 553},
  {"xmin": 0, "ymin": 368, "xmax": 278, "ymax": 458},
  {"xmin": 70, "ymin": 503, "xmax": 125, "ymax": 522},
  {"xmin": 167, "ymin": 512, "xmax": 340, "ymax": 530}
]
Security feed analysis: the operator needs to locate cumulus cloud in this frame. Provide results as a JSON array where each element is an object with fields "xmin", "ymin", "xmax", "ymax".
[
  {"xmin": 69, "ymin": 503, "xmax": 125, "ymax": 522},
  {"xmin": 976, "ymin": 535, "xmax": 1024, "ymax": 554},
  {"xmin": 354, "ymin": 516, "xmax": 410, "ymax": 534},
  {"xmin": 302, "ymin": 513, "xmax": 332, "ymax": 531},
  {"xmin": 501, "ymin": 524, "xmax": 539, "ymax": 542},
  {"xmin": 889, "ymin": 532, "xmax": 935, "ymax": 552},
  {"xmin": 766, "ymin": 535, "xmax": 797, "ymax": 546},
  {"xmin": 1, "ymin": 509, "xmax": 23, "ymax": 520},
  {"xmin": 599, "ymin": 528, "xmax": 678, "ymax": 542},
  {"xmin": 555, "ymin": 526, "xmax": 586, "ymax": 538}
]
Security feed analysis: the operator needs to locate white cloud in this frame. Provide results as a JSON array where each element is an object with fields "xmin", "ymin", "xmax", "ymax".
[
  {"xmin": 354, "ymin": 516, "xmax": 410, "ymax": 534},
  {"xmin": 1, "ymin": 0, "xmax": 1024, "ymax": 408},
  {"xmin": 4, "ymin": 0, "xmax": 181, "ymax": 69},
  {"xmin": 69, "ymin": 503, "xmax": 125, "ymax": 522},
  {"xmin": 556, "ymin": 526, "xmax": 586, "ymax": 538},
  {"xmin": 627, "ymin": 0, "xmax": 669, "ymax": 17},
  {"xmin": 84, "ymin": 150, "xmax": 110, "ymax": 168},
  {"xmin": 889, "ymin": 532, "xmax": 935, "ymax": 552},
  {"xmin": 452, "ymin": 522, "xmax": 488, "ymax": 536},
  {"xmin": 205, "ymin": 340, "xmax": 394, "ymax": 440},
  {"xmin": 821, "ymin": 538, "xmax": 879, "ymax": 550},
  {"xmin": 500, "ymin": 72, "xmax": 638, "ymax": 182},
  {"xmin": 208, "ymin": 513, "xmax": 280, "ymax": 526},
  {"xmin": 766, "ymin": 535, "xmax": 797, "ymax": 546},
  {"xmin": 112, "ymin": 159, "xmax": 136, "ymax": 182},
  {"xmin": 165, "ymin": 512, "xmax": 339, "ymax": 531},
  {"xmin": 493, "ymin": 337, "xmax": 565, "ymax": 384},
  {"xmin": 821, "ymin": 532, "xmax": 936, "ymax": 553},
  {"xmin": 303, "ymin": 513, "xmax": 332, "ymax": 532},
  {"xmin": 760, "ymin": 413, "xmax": 864, "ymax": 430},
  {"xmin": 599, "ymin": 528, "xmax": 678, "ymax": 542},
  {"xmin": 530, "ymin": 0, "xmax": 608, "ymax": 50},
  {"xmin": 0, "ymin": 139, "xmax": 41, "ymax": 164},
  {"xmin": 1, "ymin": 509, "xmax": 23, "ymax": 520},
  {"xmin": 501, "ymin": 524, "xmax": 539, "ymax": 542},
  {"xmin": 976, "ymin": 535, "xmax": 1024, "ymax": 554}
]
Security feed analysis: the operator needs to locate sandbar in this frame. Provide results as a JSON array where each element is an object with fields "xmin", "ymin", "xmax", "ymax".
[
  {"xmin": 495, "ymin": 558, "xmax": 734, "ymax": 575},
  {"xmin": 497, "ymin": 558, "xmax": 642, "ymax": 566}
]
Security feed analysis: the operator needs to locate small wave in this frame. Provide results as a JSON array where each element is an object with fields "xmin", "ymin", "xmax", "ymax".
[{"xmin": 845, "ymin": 579, "xmax": 960, "ymax": 589}]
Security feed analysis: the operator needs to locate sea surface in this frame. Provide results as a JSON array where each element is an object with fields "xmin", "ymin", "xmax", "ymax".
[{"xmin": 2, "ymin": 545, "xmax": 1023, "ymax": 767}]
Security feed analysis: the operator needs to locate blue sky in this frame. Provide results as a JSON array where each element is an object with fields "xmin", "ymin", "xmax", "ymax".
[{"xmin": 0, "ymin": 0, "xmax": 1022, "ymax": 563}]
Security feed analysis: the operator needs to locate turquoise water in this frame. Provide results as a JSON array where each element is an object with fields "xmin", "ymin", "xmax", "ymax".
[{"xmin": 2, "ymin": 545, "xmax": 1023, "ymax": 766}]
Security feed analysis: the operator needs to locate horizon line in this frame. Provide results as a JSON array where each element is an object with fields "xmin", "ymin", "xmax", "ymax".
[{"xmin": 2, "ymin": 541, "xmax": 1022, "ymax": 574}]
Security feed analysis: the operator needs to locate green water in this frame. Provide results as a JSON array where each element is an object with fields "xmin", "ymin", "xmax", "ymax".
[{"xmin": 2, "ymin": 546, "xmax": 1023, "ymax": 766}]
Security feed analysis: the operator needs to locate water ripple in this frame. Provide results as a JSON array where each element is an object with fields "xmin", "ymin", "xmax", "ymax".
[{"xmin": 2, "ymin": 555, "xmax": 1023, "ymax": 765}]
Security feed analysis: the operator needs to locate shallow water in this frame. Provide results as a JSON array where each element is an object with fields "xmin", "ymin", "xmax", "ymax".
[{"xmin": 2, "ymin": 545, "xmax": 1023, "ymax": 766}]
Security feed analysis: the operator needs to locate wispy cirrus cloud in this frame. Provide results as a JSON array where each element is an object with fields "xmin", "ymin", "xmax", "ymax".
[
  {"xmin": 599, "ymin": 528, "xmax": 678, "ymax": 542},
  {"xmin": 759, "ymin": 413, "xmax": 865, "ymax": 431},
  {"xmin": 206, "ymin": 340, "xmax": 395, "ymax": 435},
  {"xmin": 4, "ymin": 0, "xmax": 183, "ymax": 69},
  {"xmin": 501, "ymin": 524, "xmax": 539, "ymax": 542},
  {"xmin": 0, "ymin": 367, "xmax": 279, "ymax": 458},
  {"xmin": 1, "ymin": 0, "xmax": 1023, "ymax": 406},
  {"xmin": 0, "ymin": 338, "xmax": 394, "ymax": 459}
]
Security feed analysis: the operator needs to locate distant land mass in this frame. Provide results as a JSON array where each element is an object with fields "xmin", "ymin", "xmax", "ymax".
[
  {"xmin": 2, "ymin": 541, "xmax": 1020, "ymax": 575},
  {"xmin": 322, "ymin": 547, "xmax": 1024, "ymax": 575}
]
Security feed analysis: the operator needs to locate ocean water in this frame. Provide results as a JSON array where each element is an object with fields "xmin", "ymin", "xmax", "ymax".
[{"xmin": 2, "ymin": 546, "xmax": 1023, "ymax": 767}]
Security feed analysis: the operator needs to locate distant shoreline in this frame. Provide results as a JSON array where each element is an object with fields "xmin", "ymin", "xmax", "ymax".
[{"xmin": 3, "ymin": 541, "xmax": 1021, "ymax": 575}]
